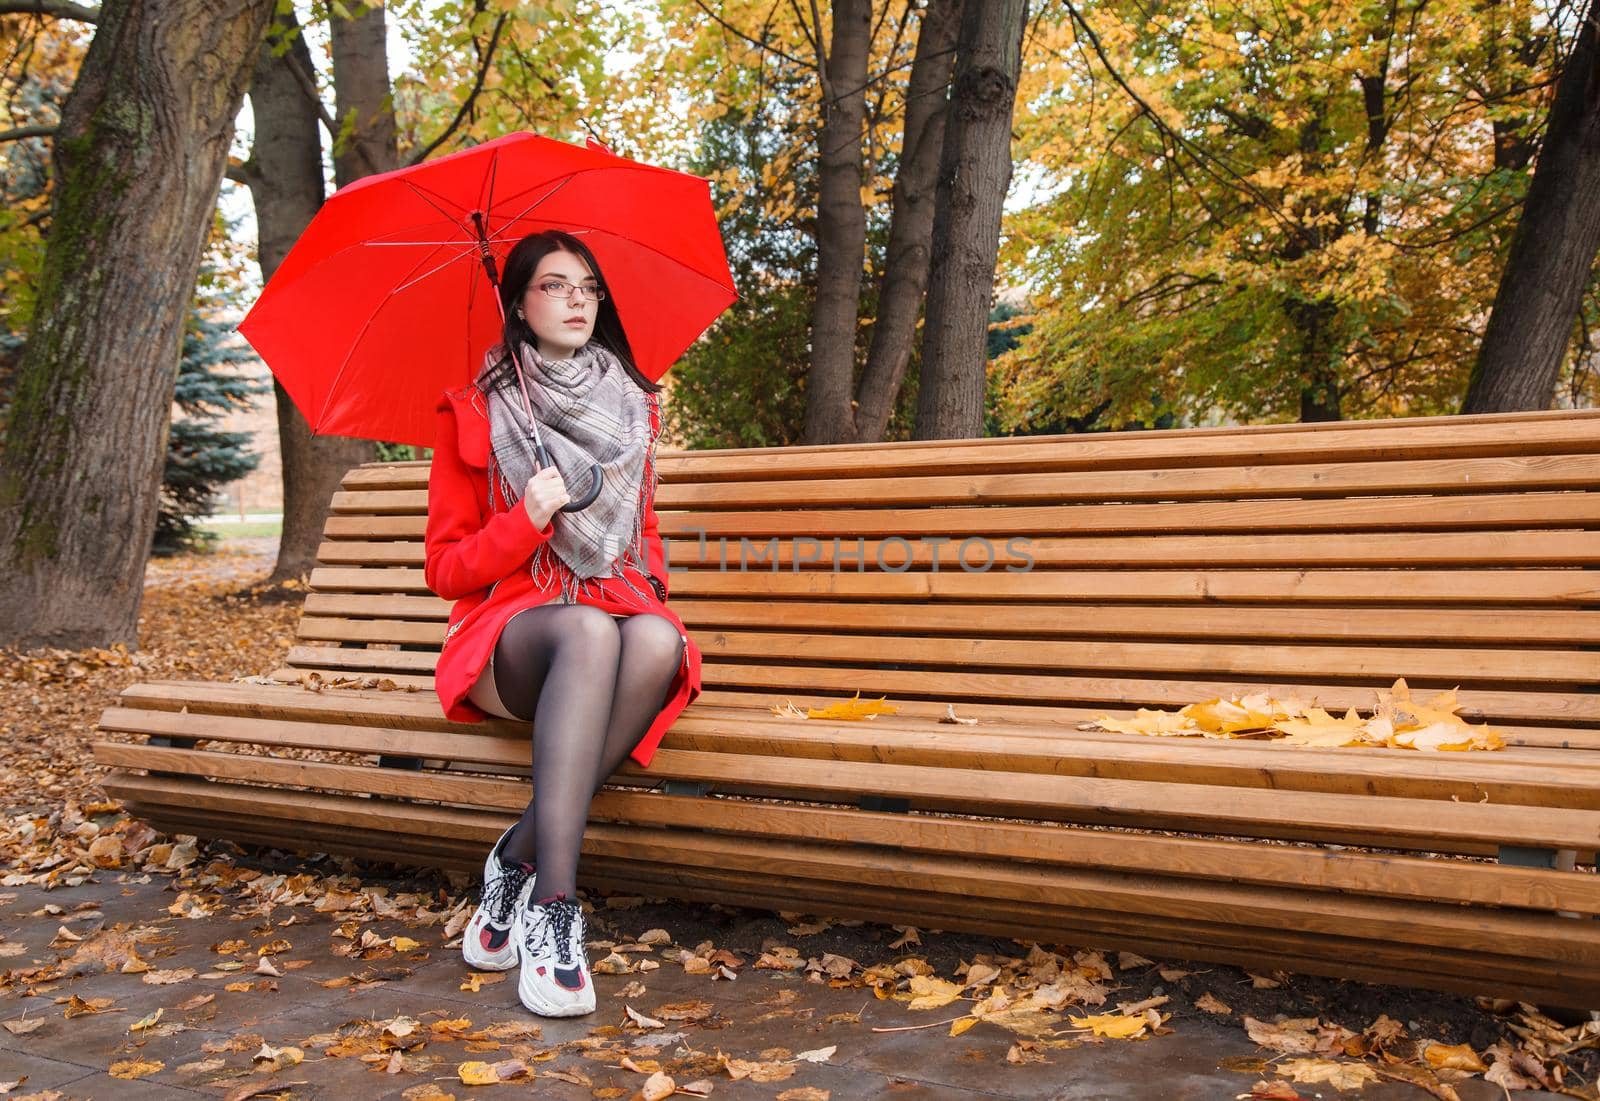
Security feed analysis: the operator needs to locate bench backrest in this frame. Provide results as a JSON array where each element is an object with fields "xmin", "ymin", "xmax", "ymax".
[{"xmin": 286, "ymin": 407, "xmax": 1600, "ymax": 751}]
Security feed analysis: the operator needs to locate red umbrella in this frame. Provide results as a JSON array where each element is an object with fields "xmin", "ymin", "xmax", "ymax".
[{"xmin": 238, "ymin": 130, "xmax": 737, "ymax": 448}]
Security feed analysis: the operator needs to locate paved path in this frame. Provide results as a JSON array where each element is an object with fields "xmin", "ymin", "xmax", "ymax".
[{"xmin": 0, "ymin": 873, "xmax": 1552, "ymax": 1100}]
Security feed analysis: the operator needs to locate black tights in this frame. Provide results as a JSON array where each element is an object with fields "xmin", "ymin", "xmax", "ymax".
[{"xmin": 487, "ymin": 603, "xmax": 685, "ymax": 899}]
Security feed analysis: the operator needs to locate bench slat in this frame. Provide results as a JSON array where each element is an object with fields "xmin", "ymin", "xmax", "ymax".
[
  {"xmin": 97, "ymin": 768, "xmax": 1600, "ymax": 913},
  {"xmin": 323, "ymin": 491, "xmax": 1600, "ymax": 541},
  {"xmin": 96, "ymin": 769, "xmax": 1600, "ymax": 978},
  {"xmin": 93, "ymin": 739, "xmax": 1600, "ymax": 852},
  {"xmin": 97, "ymin": 703, "xmax": 1600, "ymax": 806},
  {"xmin": 307, "ymin": 565, "xmax": 1600, "ymax": 605},
  {"xmin": 318, "ymin": 530, "xmax": 1600, "ymax": 569}
]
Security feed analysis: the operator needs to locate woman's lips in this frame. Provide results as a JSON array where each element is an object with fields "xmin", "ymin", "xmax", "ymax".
[{"xmin": 565, "ymin": 320, "xmax": 587, "ymax": 327}]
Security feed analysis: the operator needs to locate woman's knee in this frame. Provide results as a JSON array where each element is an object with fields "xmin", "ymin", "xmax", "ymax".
[
  {"xmin": 621, "ymin": 613, "xmax": 685, "ymax": 671},
  {"xmin": 556, "ymin": 603, "xmax": 623, "ymax": 657}
]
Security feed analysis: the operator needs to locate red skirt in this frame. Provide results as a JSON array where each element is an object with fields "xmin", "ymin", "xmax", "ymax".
[{"xmin": 433, "ymin": 562, "xmax": 702, "ymax": 770}]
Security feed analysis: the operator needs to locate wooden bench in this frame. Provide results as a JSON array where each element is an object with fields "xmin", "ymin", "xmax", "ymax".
[{"xmin": 95, "ymin": 407, "xmax": 1600, "ymax": 1008}]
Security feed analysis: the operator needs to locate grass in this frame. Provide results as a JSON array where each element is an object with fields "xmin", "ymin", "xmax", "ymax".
[{"xmin": 198, "ymin": 520, "xmax": 282, "ymax": 539}]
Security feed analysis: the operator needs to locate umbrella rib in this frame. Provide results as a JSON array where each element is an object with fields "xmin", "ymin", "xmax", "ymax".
[
  {"xmin": 388, "ymin": 244, "xmax": 483, "ymax": 297},
  {"xmin": 316, "ymin": 240, "xmax": 459, "ymax": 430},
  {"xmin": 399, "ymin": 178, "xmax": 474, "ymax": 226}
]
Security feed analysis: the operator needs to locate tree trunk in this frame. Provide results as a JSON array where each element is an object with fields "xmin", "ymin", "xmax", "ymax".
[
  {"xmin": 799, "ymin": 0, "xmax": 873, "ymax": 445},
  {"xmin": 1463, "ymin": 0, "xmax": 1600, "ymax": 412},
  {"xmin": 330, "ymin": 0, "xmax": 398, "ymax": 189},
  {"xmin": 914, "ymin": 0, "xmax": 1027, "ymax": 440},
  {"xmin": 241, "ymin": 4, "xmax": 374, "ymax": 584},
  {"xmin": 0, "ymin": 0, "xmax": 273, "ymax": 650},
  {"xmin": 853, "ymin": 0, "xmax": 962, "ymax": 443}
]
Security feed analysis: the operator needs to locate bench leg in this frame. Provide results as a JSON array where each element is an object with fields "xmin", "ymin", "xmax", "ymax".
[
  {"xmin": 656, "ymin": 780, "xmax": 711, "ymax": 797},
  {"xmin": 146, "ymin": 735, "xmax": 198, "ymax": 781},
  {"xmin": 377, "ymin": 755, "xmax": 424, "ymax": 771},
  {"xmin": 1499, "ymin": 846, "xmax": 1582, "ymax": 918}
]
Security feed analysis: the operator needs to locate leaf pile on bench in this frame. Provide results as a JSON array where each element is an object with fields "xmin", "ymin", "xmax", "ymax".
[{"xmin": 1084, "ymin": 677, "xmax": 1507, "ymax": 750}]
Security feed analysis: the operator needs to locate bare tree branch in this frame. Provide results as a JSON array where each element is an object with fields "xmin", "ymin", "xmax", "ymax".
[
  {"xmin": 0, "ymin": 1, "xmax": 98, "ymax": 21},
  {"xmin": 691, "ymin": 0, "xmax": 812, "ymax": 70},
  {"xmin": 406, "ymin": 10, "xmax": 508, "ymax": 165},
  {"xmin": 0, "ymin": 123, "xmax": 53, "ymax": 143}
]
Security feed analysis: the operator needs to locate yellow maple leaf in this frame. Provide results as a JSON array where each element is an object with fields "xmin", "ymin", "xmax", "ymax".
[
  {"xmin": 906, "ymin": 975, "xmax": 964, "ymax": 1010},
  {"xmin": 109, "ymin": 1059, "xmax": 164, "ymax": 1079},
  {"xmin": 807, "ymin": 692, "xmax": 900, "ymax": 721},
  {"xmin": 458, "ymin": 1061, "xmax": 501, "ymax": 1085},
  {"xmin": 1066, "ymin": 1013, "xmax": 1148, "ymax": 1039}
]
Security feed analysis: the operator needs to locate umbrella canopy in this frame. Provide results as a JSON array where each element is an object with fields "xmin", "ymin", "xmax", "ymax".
[{"xmin": 239, "ymin": 131, "xmax": 737, "ymax": 448}]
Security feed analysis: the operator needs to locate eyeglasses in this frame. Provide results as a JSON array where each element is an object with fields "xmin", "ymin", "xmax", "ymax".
[{"xmin": 535, "ymin": 279, "xmax": 606, "ymax": 302}]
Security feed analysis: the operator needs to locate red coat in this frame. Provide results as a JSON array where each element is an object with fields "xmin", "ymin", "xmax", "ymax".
[{"xmin": 424, "ymin": 383, "xmax": 702, "ymax": 769}]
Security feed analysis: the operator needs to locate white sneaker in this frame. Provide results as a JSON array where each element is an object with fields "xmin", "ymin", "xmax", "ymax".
[
  {"xmin": 461, "ymin": 826, "xmax": 537, "ymax": 972},
  {"xmin": 517, "ymin": 893, "xmax": 596, "ymax": 1017}
]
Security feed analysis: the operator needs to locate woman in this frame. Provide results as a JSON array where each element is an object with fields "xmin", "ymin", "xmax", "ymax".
[{"xmin": 424, "ymin": 229, "xmax": 703, "ymax": 1019}]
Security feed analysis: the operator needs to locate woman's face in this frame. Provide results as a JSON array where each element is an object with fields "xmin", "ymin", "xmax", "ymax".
[{"xmin": 520, "ymin": 249, "xmax": 599, "ymax": 361}]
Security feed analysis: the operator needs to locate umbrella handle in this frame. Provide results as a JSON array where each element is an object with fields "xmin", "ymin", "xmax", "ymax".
[{"xmin": 535, "ymin": 442, "xmax": 604, "ymax": 512}]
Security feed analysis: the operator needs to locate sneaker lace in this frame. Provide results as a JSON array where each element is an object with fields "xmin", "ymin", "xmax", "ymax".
[
  {"xmin": 544, "ymin": 897, "xmax": 584, "ymax": 967},
  {"xmin": 481, "ymin": 865, "xmax": 531, "ymax": 926}
]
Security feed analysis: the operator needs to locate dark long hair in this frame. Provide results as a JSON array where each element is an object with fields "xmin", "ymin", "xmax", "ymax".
[{"xmin": 477, "ymin": 229, "xmax": 662, "ymax": 396}]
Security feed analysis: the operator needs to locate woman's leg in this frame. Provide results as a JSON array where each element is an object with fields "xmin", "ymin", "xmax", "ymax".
[
  {"xmin": 588, "ymin": 614, "xmax": 686, "ymax": 791},
  {"xmin": 482, "ymin": 607, "xmax": 685, "ymax": 896},
  {"xmin": 489, "ymin": 603, "xmax": 621, "ymax": 897}
]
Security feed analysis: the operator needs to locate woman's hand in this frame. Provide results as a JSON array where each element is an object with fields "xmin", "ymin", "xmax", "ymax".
[{"xmin": 523, "ymin": 467, "xmax": 570, "ymax": 529}]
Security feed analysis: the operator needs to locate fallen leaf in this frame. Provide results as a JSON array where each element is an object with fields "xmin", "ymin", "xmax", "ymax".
[
  {"xmin": 142, "ymin": 967, "xmax": 195, "ymax": 985},
  {"xmin": 626, "ymin": 1005, "xmax": 666, "ymax": 1030},
  {"xmin": 108, "ymin": 1059, "xmax": 164, "ymax": 1080},
  {"xmin": 1421, "ymin": 1041, "xmax": 1488, "ymax": 1073},
  {"xmin": 1066, "ymin": 1013, "xmax": 1149, "ymax": 1040},
  {"xmin": 1277, "ymin": 1058, "xmax": 1380, "ymax": 1091},
  {"xmin": 1243, "ymin": 1016, "xmax": 1317, "ymax": 1054}
]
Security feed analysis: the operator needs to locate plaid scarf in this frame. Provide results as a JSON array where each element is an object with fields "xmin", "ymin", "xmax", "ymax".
[{"xmin": 479, "ymin": 339, "xmax": 658, "ymax": 608}]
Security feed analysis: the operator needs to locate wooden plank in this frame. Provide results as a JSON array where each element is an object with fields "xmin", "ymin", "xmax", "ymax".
[
  {"xmin": 92, "ymin": 740, "xmax": 1600, "ymax": 851},
  {"xmin": 691, "ymin": 630, "xmax": 1600, "ymax": 685},
  {"xmin": 171, "ymin": 660, "xmax": 1600, "ymax": 737},
  {"xmin": 583, "ymin": 864, "xmax": 1591, "ymax": 1005},
  {"xmin": 320, "ymin": 492, "xmax": 1600, "ymax": 542},
  {"xmin": 334, "ymin": 456, "xmax": 1600, "ymax": 515},
  {"xmin": 297, "ymin": 593, "xmax": 1600, "ymax": 647},
  {"xmin": 693, "ymin": 663, "xmax": 1600, "ymax": 727},
  {"xmin": 284, "ymin": 646, "xmax": 439, "ymax": 674},
  {"xmin": 337, "ymin": 412, "xmax": 1600, "ymax": 496},
  {"xmin": 576, "ymin": 828, "xmax": 1600, "ymax": 969},
  {"xmin": 96, "ymin": 707, "xmax": 528, "ymax": 766},
  {"xmin": 659, "ymin": 457, "xmax": 1600, "ymax": 510},
  {"xmin": 318, "ymin": 530, "xmax": 1600, "ymax": 569},
  {"xmin": 94, "ymin": 761, "xmax": 1599, "ymax": 966},
  {"xmin": 298, "ymin": 615, "xmax": 1600, "ymax": 685},
  {"xmin": 648, "ymin": 419, "xmax": 1600, "ymax": 483},
  {"xmin": 307, "ymin": 566, "xmax": 426, "ymax": 593},
  {"xmin": 306, "ymin": 564, "xmax": 1600, "ymax": 605},
  {"xmin": 96, "ymin": 701, "xmax": 1600, "ymax": 807},
  {"xmin": 99, "ymin": 767, "xmax": 1600, "ymax": 913}
]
